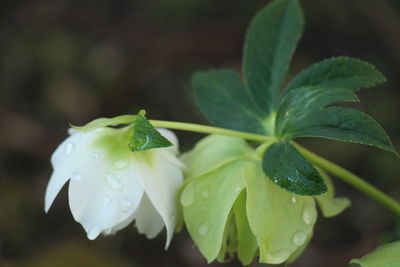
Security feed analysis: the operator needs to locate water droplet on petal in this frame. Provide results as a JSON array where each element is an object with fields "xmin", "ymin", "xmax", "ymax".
[
  {"xmin": 92, "ymin": 152, "xmax": 100, "ymax": 159},
  {"xmin": 302, "ymin": 207, "xmax": 317, "ymax": 225},
  {"xmin": 181, "ymin": 186, "xmax": 194, "ymax": 207},
  {"xmin": 105, "ymin": 173, "xmax": 123, "ymax": 190},
  {"xmin": 292, "ymin": 231, "xmax": 307, "ymax": 246},
  {"xmin": 120, "ymin": 198, "xmax": 132, "ymax": 206},
  {"xmin": 291, "ymin": 197, "xmax": 297, "ymax": 204},
  {"xmin": 201, "ymin": 189, "xmax": 210, "ymax": 199},
  {"xmin": 103, "ymin": 195, "xmax": 112, "ymax": 204},
  {"xmin": 71, "ymin": 172, "xmax": 82, "ymax": 181},
  {"xmin": 87, "ymin": 224, "xmax": 102, "ymax": 240},
  {"xmin": 103, "ymin": 228, "xmax": 113, "ymax": 235},
  {"xmin": 65, "ymin": 142, "xmax": 75, "ymax": 155},
  {"xmin": 198, "ymin": 222, "xmax": 209, "ymax": 236},
  {"xmin": 113, "ymin": 159, "xmax": 128, "ymax": 170},
  {"xmin": 266, "ymin": 249, "xmax": 290, "ymax": 264}
]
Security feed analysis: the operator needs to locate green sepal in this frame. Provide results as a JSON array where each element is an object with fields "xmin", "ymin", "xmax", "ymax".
[
  {"xmin": 315, "ymin": 168, "xmax": 351, "ymax": 217},
  {"xmin": 181, "ymin": 134, "xmax": 254, "ymax": 179},
  {"xmin": 128, "ymin": 110, "xmax": 172, "ymax": 152},
  {"xmin": 243, "ymin": 0, "xmax": 303, "ymax": 113},
  {"xmin": 262, "ymin": 141, "xmax": 327, "ymax": 196},
  {"xmin": 350, "ymin": 241, "xmax": 400, "ymax": 267},
  {"xmin": 180, "ymin": 159, "xmax": 248, "ymax": 262},
  {"xmin": 234, "ymin": 190, "xmax": 258, "ymax": 265},
  {"xmin": 286, "ymin": 57, "xmax": 386, "ymax": 93},
  {"xmin": 72, "ymin": 115, "xmax": 135, "ymax": 132},
  {"xmin": 244, "ymin": 161, "xmax": 316, "ymax": 264},
  {"xmin": 192, "ymin": 69, "xmax": 268, "ymax": 135}
]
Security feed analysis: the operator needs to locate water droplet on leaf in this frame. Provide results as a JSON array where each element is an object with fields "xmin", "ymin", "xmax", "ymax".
[
  {"xmin": 291, "ymin": 197, "xmax": 297, "ymax": 204},
  {"xmin": 292, "ymin": 231, "xmax": 307, "ymax": 246},
  {"xmin": 198, "ymin": 222, "xmax": 209, "ymax": 236},
  {"xmin": 302, "ymin": 207, "xmax": 317, "ymax": 225},
  {"xmin": 201, "ymin": 189, "xmax": 210, "ymax": 199},
  {"xmin": 181, "ymin": 186, "xmax": 195, "ymax": 207},
  {"xmin": 266, "ymin": 249, "xmax": 290, "ymax": 264}
]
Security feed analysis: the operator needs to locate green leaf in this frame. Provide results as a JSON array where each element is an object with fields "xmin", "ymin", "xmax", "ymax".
[
  {"xmin": 180, "ymin": 159, "xmax": 249, "ymax": 262},
  {"xmin": 285, "ymin": 107, "xmax": 397, "ymax": 154},
  {"xmin": 276, "ymin": 86, "xmax": 396, "ymax": 154},
  {"xmin": 263, "ymin": 141, "xmax": 327, "ymax": 195},
  {"xmin": 128, "ymin": 111, "xmax": 172, "ymax": 152},
  {"xmin": 244, "ymin": 162, "xmax": 316, "ymax": 264},
  {"xmin": 276, "ymin": 86, "xmax": 359, "ymax": 138},
  {"xmin": 181, "ymin": 134, "xmax": 254, "ymax": 179},
  {"xmin": 243, "ymin": 0, "xmax": 303, "ymax": 113},
  {"xmin": 234, "ymin": 191, "xmax": 258, "ymax": 265},
  {"xmin": 286, "ymin": 57, "xmax": 386, "ymax": 93},
  {"xmin": 315, "ymin": 168, "xmax": 351, "ymax": 217},
  {"xmin": 72, "ymin": 115, "xmax": 135, "ymax": 132},
  {"xmin": 192, "ymin": 70, "xmax": 269, "ymax": 135},
  {"xmin": 350, "ymin": 241, "xmax": 400, "ymax": 267}
]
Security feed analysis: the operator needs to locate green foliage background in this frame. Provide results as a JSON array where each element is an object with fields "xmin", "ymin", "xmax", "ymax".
[{"xmin": 1, "ymin": 0, "xmax": 400, "ymax": 266}]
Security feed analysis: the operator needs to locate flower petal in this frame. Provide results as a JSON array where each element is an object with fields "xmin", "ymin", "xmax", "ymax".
[
  {"xmin": 45, "ymin": 129, "xmax": 104, "ymax": 212},
  {"xmin": 135, "ymin": 194, "xmax": 165, "ymax": 239},
  {"xmin": 68, "ymin": 156, "xmax": 144, "ymax": 239},
  {"xmin": 133, "ymin": 149, "xmax": 183, "ymax": 247}
]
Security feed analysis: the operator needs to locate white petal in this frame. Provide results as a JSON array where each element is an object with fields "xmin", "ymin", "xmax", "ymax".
[
  {"xmin": 68, "ymin": 154, "xmax": 144, "ymax": 239},
  {"xmin": 156, "ymin": 128, "xmax": 179, "ymax": 155},
  {"xmin": 135, "ymin": 194, "xmax": 165, "ymax": 239},
  {"xmin": 45, "ymin": 129, "xmax": 103, "ymax": 212},
  {"xmin": 133, "ymin": 149, "xmax": 183, "ymax": 247}
]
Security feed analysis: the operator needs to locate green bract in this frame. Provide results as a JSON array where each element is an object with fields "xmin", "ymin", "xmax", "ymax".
[
  {"xmin": 192, "ymin": 0, "xmax": 396, "ymax": 195},
  {"xmin": 351, "ymin": 241, "xmax": 400, "ymax": 267},
  {"xmin": 180, "ymin": 135, "xmax": 350, "ymax": 265}
]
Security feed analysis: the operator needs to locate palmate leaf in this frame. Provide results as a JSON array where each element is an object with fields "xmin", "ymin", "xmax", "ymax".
[
  {"xmin": 193, "ymin": 0, "xmax": 303, "ymax": 135},
  {"xmin": 285, "ymin": 57, "xmax": 386, "ymax": 93}
]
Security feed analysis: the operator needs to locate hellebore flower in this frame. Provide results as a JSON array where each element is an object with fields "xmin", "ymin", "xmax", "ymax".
[
  {"xmin": 45, "ymin": 126, "xmax": 183, "ymax": 247},
  {"xmin": 180, "ymin": 135, "xmax": 350, "ymax": 264}
]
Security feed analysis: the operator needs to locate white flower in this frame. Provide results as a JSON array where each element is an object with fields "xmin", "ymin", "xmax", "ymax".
[{"xmin": 45, "ymin": 126, "xmax": 183, "ymax": 247}]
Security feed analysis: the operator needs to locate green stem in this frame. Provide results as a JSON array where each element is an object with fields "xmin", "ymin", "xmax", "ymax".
[
  {"xmin": 295, "ymin": 144, "xmax": 400, "ymax": 217},
  {"xmin": 150, "ymin": 120, "xmax": 276, "ymax": 143},
  {"xmin": 150, "ymin": 119, "xmax": 400, "ymax": 217}
]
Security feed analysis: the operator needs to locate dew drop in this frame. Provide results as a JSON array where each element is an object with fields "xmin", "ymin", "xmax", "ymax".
[
  {"xmin": 103, "ymin": 228, "xmax": 113, "ymax": 235},
  {"xmin": 92, "ymin": 152, "xmax": 100, "ymax": 159},
  {"xmin": 181, "ymin": 186, "xmax": 195, "ymax": 207},
  {"xmin": 87, "ymin": 224, "xmax": 102, "ymax": 240},
  {"xmin": 292, "ymin": 231, "xmax": 307, "ymax": 246},
  {"xmin": 71, "ymin": 172, "xmax": 82, "ymax": 181},
  {"xmin": 105, "ymin": 173, "xmax": 123, "ymax": 190},
  {"xmin": 113, "ymin": 159, "xmax": 128, "ymax": 170},
  {"xmin": 266, "ymin": 249, "xmax": 290, "ymax": 264},
  {"xmin": 198, "ymin": 222, "xmax": 209, "ymax": 236},
  {"xmin": 103, "ymin": 195, "xmax": 112, "ymax": 204},
  {"xmin": 65, "ymin": 142, "xmax": 75, "ymax": 155},
  {"xmin": 302, "ymin": 207, "xmax": 317, "ymax": 225},
  {"xmin": 201, "ymin": 189, "xmax": 210, "ymax": 199},
  {"xmin": 234, "ymin": 187, "xmax": 242, "ymax": 194},
  {"xmin": 121, "ymin": 198, "xmax": 132, "ymax": 207},
  {"xmin": 291, "ymin": 196, "xmax": 297, "ymax": 204},
  {"xmin": 287, "ymin": 177, "xmax": 295, "ymax": 182}
]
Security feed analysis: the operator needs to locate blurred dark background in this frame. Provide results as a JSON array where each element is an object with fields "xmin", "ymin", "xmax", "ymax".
[{"xmin": 1, "ymin": 0, "xmax": 400, "ymax": 266}]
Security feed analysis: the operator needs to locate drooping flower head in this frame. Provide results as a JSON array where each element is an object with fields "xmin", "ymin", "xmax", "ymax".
[{"xmin": 45, "ymin": 122, "xmax": 183, "ymax": 247}]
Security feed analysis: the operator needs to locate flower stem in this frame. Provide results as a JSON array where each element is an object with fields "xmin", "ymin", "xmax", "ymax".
[
  {"xmin": 150, "ymin": 120, "xmax": 276, "ymax": 143},
  {"xmin": 295, "ymin": 144, "xmax": 400, "ymax": 217},
  {"xmin": 151, "ymin": 119, "xmax": 400, "ymax": 217}
]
